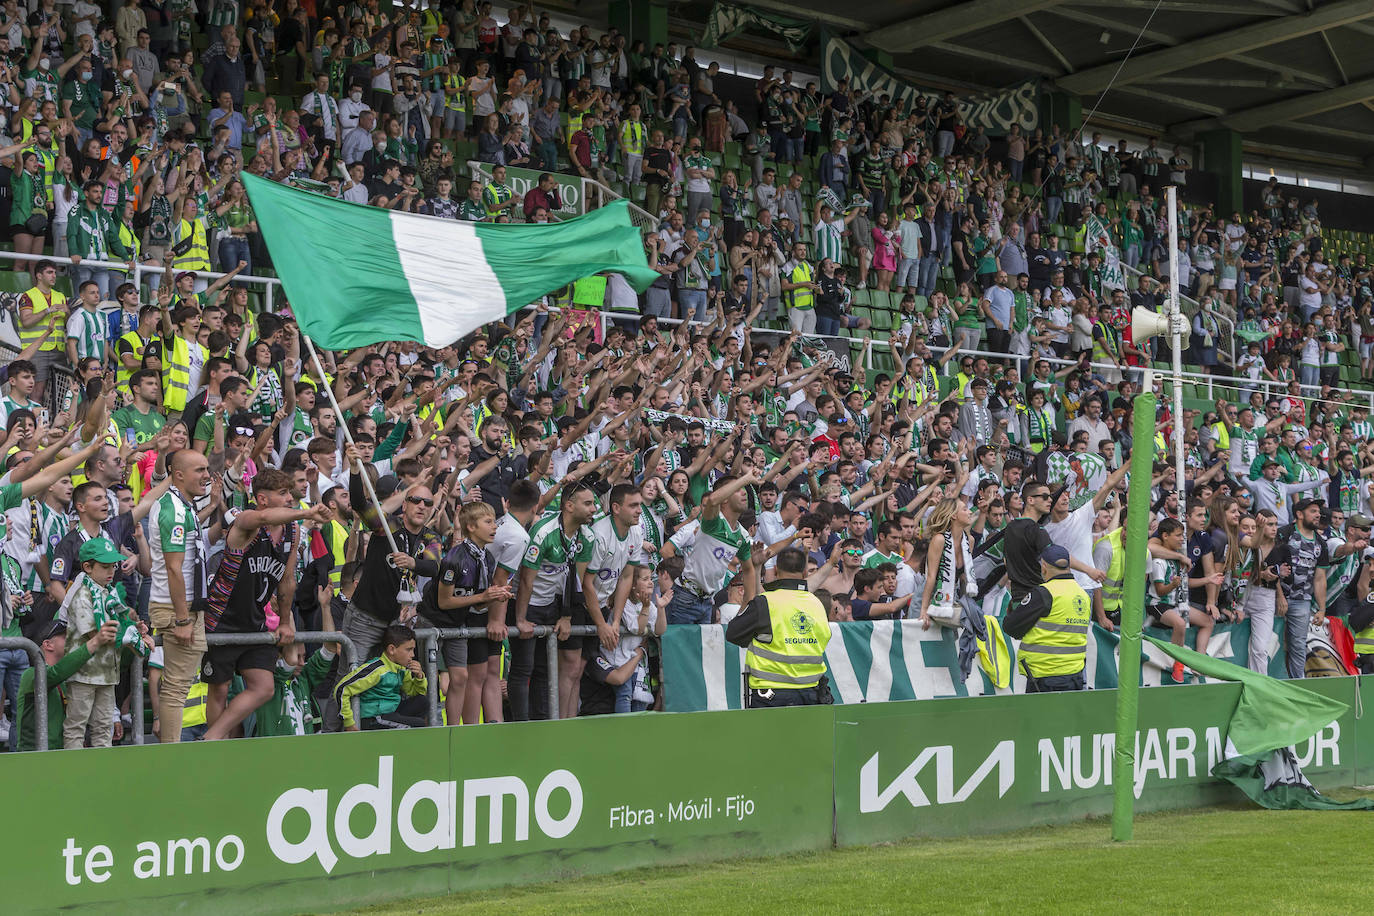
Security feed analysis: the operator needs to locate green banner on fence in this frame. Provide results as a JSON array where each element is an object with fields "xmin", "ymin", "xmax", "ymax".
[
  {"xmin": 662, "ymin": 619, "xmax": 1290, "ymax": 712},
  {"xmin": 466, "ymin": 161, "xmax": 582, "ymax": 218},
  {"xmin": 2, "ymin": 708, "xmax": 834, "ymax": 914}
]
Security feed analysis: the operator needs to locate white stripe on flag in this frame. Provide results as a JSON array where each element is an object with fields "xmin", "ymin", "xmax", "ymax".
[
  {"xmin": 824, "ymin": 623, "xmax": 862, "ymax": 704},
  {"xmin": 390, "ymin": 213, "xmax": 508, "ymax": 347},
  {"xmin": 700, "ymin": 625, "xmax": 728, "ymax": 711},
  {"xmin": 865, "ymin": 622, "xmax": 894, "ymax": 702},
  {"xmin": 904, "ymin": 624, "xmax": 956, "ymax": 699}
]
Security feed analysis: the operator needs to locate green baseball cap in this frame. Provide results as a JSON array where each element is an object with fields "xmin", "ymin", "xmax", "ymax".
[{"xmin": 78, "ymin": 537, "xmax": 124, "ymax": 565}]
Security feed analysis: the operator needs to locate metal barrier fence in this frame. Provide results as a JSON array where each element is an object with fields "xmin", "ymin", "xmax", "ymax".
[
  {"xmin": 406, "ymin": 623, "xmax": 654, "ymax": 725},
  {"xmin": 127, "ymin": 631, "xmax": 358, "ymax": 746},
  {"xmin": 0, "ymin": 637, "xmax": 46, "ymax": 751}
]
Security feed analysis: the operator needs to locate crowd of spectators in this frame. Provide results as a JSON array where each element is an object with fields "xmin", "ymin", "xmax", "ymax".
[{"xmin": 3, "ymin": 0, "xmax": 1374, "ymax": 749}]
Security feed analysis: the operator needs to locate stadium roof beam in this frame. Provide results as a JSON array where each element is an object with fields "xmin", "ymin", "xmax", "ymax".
[
  {"xmin": 928, "ymin": 41, "xmax": 1062, "ymax": 78},
  {"xmin": 1212, "ymin": 77, "xmax": 1374, "ymax": 131},
  {"xmin": 867, "ymin": 0, "xmax": 1068, "ymax": 53},
  {"xmin": 1044, "ymin": 6, "xmax": 1339, "ymax": 89},
  {"xmin": 1113, "ymin": 85, "xmax": 1225, "ymax": 117},
  {"xmin": 1056, "ymin": 0, "xmax": 1374, "ymax": 94},
  {"xmin": 1018, "ymin": 15, "xmax": 1074, "ymax": 73},
  {"xmin": 1075, "ymin": 0, "xmax": 1285, "ymax": 13}
]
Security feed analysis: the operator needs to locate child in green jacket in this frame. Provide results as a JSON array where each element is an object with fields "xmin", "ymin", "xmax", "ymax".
[{"xmin": 335, "ymin": 624, "xmax": 428, "ymax": 731}]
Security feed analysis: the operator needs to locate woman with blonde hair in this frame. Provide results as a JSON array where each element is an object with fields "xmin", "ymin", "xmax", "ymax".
[
  {"xmin": 919, "ymin": 496, "xmax": 975, "ymax": 630},
  {"xmin": 1240, "ymin": 508, "xmax": 1287, "ymax": 673}
]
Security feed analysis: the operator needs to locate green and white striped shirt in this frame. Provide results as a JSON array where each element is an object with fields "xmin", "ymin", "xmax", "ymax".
[{"xmin": 66, "ymin": 307, "xmax": 105, "ymax": 363}]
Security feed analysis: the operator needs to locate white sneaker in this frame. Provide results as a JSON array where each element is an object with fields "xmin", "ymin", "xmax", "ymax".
[{"xmin": 857, "ymin": 281, "xmax": 867, "ymax": 290}]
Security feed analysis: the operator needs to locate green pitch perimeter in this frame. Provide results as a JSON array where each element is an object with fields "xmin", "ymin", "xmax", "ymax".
[{"xmin": 337, "ymin": 799, "xmax": 1374, "ymax": 916}]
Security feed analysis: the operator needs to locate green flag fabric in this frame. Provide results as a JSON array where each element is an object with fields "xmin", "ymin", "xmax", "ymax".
[
  {"xmin": 700, "ymin": 2, "xmax": 813, "ymax": 53},
  {"xmin": 1145, "ymin": 636, "xmax": 1374, "ymax": 810},
  {"xmin": 242, "ymin": 173, "xmax": 657, "ymax": 350}
]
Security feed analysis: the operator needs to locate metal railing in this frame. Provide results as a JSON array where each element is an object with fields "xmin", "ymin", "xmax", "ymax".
[
  {"xmin": 412, "ymin": 625, "xmax": 653, "ymax": 726},
  {"xmin": 128, "ymin": 631, "xmax": 358, "ymax": 745},
  {"xmin": 0, "ymin": 637, "xmax": 47, "ymax": 751},
  {"xmin": 0, "ymin": 249, "xmax": 285, "ymax": 314}
]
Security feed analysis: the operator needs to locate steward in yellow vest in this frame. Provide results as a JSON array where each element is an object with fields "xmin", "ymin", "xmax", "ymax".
[
  {"xmin": 725, "ymin": 547, "xmax": 832, "ymax": 707},
  {"xmin": 1351, "ymin": 593, "xmax": 1374, "ymax": 675},
  {"xmin": 1004, "ymin": 544, "xmax": 1090, "ymax": 692},
  {"xmin": 18, "ymin": 268, "xmax": 67, "ymax": 354},
  {"xmin": 171, "ymin": 199, "xmax": 211, "ymax": 274},
  {"xmin": 1094, "ymin": 526, "xmax": 1124, "ymax": 627}
]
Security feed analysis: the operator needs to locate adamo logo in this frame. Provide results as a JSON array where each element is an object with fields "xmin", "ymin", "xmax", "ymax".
[{"xmin": 266, "ymin": 756, "xmax": 583, "ymax": 873}]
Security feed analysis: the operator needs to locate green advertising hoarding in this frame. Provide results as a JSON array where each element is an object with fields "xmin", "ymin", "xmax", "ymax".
[
  {"xmin": 3, "ymin": 707, "xmax": 834, "ymax": 914},
  {"xmin": 832, "ymin": 677, "xmax": 1367, "ymax": 847},
  {"xmin": 8, "ymin": 678, "xmax": 1374, "ymax": 914}
]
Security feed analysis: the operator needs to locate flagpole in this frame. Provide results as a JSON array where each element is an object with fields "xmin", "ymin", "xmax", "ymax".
[
  {"xmin": 303, "ymin": 334, "xmax": 401, "ymax": 555},
  {"xmin": 1167, "ymin": 185, "xmax": 1187, "ymax": 643}
]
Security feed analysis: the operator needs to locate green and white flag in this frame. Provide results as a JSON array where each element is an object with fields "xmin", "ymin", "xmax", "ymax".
[
  {"xmin": 243, "ymin": 173, "xmax": 658, "ymax": 350},
  {"xmin": 700, "ymin": 2, "xmax": 813, "ymax": 53},
  {"xmin": 1084, "ymin": 213, "xmax": 1126, "ymax": 293},
  {"xmin": 1146, "ymin": 636, "xmax": 1374, "ymax": 810}
]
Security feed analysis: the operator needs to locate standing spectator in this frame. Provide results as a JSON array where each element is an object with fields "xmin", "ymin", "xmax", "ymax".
[
  {"xmin": 1277, "ymin": 497, "xmax": 1330, "ymax": 679},
  {"xmin": 147, "ymin": 448, "xmax": 212, "ymax": 743}
]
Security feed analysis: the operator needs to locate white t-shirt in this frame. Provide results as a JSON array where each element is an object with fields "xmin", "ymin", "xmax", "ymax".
[
  {"xmin": 1042, "ymin": 502, "xmax": 1097, "ymax": 591},
  {"xmin": 487, "ymin": 513, "xmax": 530, "ymax": 575},
  {"xmin": 606, "ymin": 598, "xmax": 655, "ymax": 666},
  {"xmin": 581, "ymin": 515, "xmax": 644, "ymax": 606},
  {"xmin": 756, "ymin": 510, "xmax": 794, "ymax": 570}
]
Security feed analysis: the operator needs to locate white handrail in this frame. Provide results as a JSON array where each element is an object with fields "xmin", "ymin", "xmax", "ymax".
[{"xmin": 0, "ymin": 248, "xmax": 283, "ymax": 314}]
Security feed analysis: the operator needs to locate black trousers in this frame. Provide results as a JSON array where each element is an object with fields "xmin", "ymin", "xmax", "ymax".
[
  {"xmin": 507, "ymin": 602, "xmax": 561, "ymax": 721},
  {"xmin": 1025, "ymin": 671, "xmax": 1086, "ymax": 693},
  {"xmin": 747, "ymin": 686, "xmax": 821, "ymax": 707}
]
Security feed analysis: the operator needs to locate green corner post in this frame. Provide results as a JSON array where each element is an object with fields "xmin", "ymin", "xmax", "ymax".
[{"xmin": 1111, "ymin": 371, "xmax": 1156, "ymax": 841}]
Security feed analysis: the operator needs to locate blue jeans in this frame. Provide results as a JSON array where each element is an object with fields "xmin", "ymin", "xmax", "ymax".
[
  {"xmin": 896, "ymin": 256, "xmax": 920, "ymax": 290},
  {"xmin": 679, "ymin": 288, "xmax": 707, "ymax": 323},
  {"xmin": 667, "ymin": 587, "xmax": 715, "ymax": 625},
  {"xmin": 1046, "ymin": 196, "xmax": 1063, "ymax": 225},
  {"xmin": 0, "ymin": 646, "xmax": 29, "ymax": 725},
  {"xmin": 917, "ymin": 254, "xmax": 939, "ymax": 296},
  {"xmin": 614, "ymin": 672, "xmax": 650, "ymax": 713},
  {"xmin": 1300, "ymin": 364, "xmax": 1319, "ymax": 388},
  {"xmin": 218, "ymin": 236, "xmax": 250, "ymax": 275},
  {"xmin": 73, "ymin": 264, "xmax": 112, "ymax": 298},
  {"xmin": 936, "ymin": 130, "xmax": 955, "ymax": 159},
  {"xmin": 1285, "ymin": 599, "xmax": 1312, "ymax": 679}
]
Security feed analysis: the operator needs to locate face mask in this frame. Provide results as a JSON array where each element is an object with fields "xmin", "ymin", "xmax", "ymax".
[
  {"xmin": 375, "ymin": 141, "xmax": 387, "ymax": 152},
  {"xmin": 122, "ymin": 68, "xmax": 132, "ymax": 79},
  {"xmin": 80, "ymin": 71, "xmax": 92, "ymax": 81},
  {"xmin": 38, "ymin": 58, "xmax": 49, "ymax": 70},
  {"xmin": 351, "ymin": 91, "xmax": 362, "ymax": 102}
]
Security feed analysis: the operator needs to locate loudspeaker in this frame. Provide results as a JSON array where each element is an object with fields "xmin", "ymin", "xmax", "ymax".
[{"xmin": 1131, "ymin": 306, "xmax": 1171, "ymax": 343}]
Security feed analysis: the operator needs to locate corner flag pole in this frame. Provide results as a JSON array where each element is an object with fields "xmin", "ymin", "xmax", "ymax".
[
  {"xmin": 303, "ymin": 334, "xmax": 400, "ymax": 555},
  {"xmin": 1110, "ymin": 365, "xmax": 1156, "ymax": 842}
]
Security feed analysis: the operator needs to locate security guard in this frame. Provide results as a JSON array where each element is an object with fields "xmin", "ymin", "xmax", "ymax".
[
  {"xmin": 1093, "ymin": 516, "xmax": 1125, "ymax": 627},
  {"xmin": 1350, "ymin": 562, "xmax": 1374, "ymax": 675},
  {"xmin": 1004, "ymin": 544, "xmax": 1091, "ymax": 692},
  {"xmin": 725, "ymin": 547, "xmax": 832, "ymax": 707}
]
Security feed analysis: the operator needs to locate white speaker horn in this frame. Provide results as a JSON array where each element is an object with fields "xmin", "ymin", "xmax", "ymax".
[{"xmin": 1131, "ymin": 306, "xmax": 1171, "ymax": 343}]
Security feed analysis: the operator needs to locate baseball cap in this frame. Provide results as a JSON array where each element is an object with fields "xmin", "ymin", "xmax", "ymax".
[
  {"xmin": 37, "ymin": 619, "xmax": 67, "ymax": 642},
  {"xmin": 1293, "ymin": 497, "xmax": 1323, "ymax": 513},
  {"xmin": 1348, "ymin": 514, "xmax": 1373, "ymax": 530},
  {"xmin": 175, "ymin": 271, "xmax": 196, "ymax": 282},
  {"xmin": 1040, "ymin": 544, "xmax": 1071, "ymax": 569},
  {"xmin": 78, "ymin": 536, "xmax": 124, "ymax": 565}
]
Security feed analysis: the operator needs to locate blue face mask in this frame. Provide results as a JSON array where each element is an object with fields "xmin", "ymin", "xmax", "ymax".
[{"xmin": 80, "ymin": 71, "xmax": 93, "ymax": 81}]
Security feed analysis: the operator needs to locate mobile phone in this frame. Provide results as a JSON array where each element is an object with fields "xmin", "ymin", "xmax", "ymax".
[
  {"xmin": 38, "ymin": 407, "xmax": 50, "ymax": 425},
  {"xmin": 124, "ymin": 429, "xmax": 138, "ymax": 449}
]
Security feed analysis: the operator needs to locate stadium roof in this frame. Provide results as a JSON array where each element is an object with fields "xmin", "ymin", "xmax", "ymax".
[{"xmin": 675, "ymin": 0, "xmax": 1374, "ymax": 170}]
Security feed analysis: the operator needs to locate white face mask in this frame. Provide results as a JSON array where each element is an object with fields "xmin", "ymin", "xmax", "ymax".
[
  {"xmin": 121, "ymin": 68, "xmax": 132, "ymax": 79},
  {"xmin": 375, "ymin": 141, "xmax": 387, "ymax": 152},
  {"xmin": 350, "ymin": 91, "xmax": 362, "ymax": 102},
  {"xmin": 38, "ymin": 58, "xmax": 50, "ymax": 70}
]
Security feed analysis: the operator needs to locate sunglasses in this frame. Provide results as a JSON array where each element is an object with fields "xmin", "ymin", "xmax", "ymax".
[
  {"xmin": 844, "ymin": 548, "xmax": 864, "ymax": 557},
  {"xmin": 406, "ymin": 495, "xmax": 435, "ymax": 507}
]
